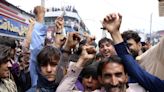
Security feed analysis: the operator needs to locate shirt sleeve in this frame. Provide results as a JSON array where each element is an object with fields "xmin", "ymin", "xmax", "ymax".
[
  {"xmin": 30, "ymin": 22, "xmax": 47, "ymax": 51},
  {"xmin": 114, "ymin": 42, "xmax": 164, "ymax": 92},
  {"xmin": 29, "ymin": 22, "xmax": 47, "ymax": 62},
  {"xmin": 56, "ymin": 62, "xmax": 83, "ymax": 92}
]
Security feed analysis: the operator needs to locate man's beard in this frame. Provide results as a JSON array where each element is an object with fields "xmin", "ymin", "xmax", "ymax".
[
  {"xmin": 130, "ymin": 50, "xmax": 138, "ymax": 58},
  {"xmin": 103, "ymin": 83, "xmax": 126, "ymax": 92}
]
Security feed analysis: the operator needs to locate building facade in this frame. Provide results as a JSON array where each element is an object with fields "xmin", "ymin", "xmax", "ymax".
[
  {"xmin": 44, "ymin": 6, "xmax": 90, "ymax": 39},
  {"xmin": 0, "ymin": 0, "xmax": 34, "ymax": 39}
]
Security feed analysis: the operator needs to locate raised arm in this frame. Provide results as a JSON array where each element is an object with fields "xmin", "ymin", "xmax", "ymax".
[
  {"xmin": 23, "ymin": 18, "xmax": 35, "ymax": 49},
  {"xmin": 56, "ymin": 31, "xmax": 81, "ymax": 82},
  {"xmin": 30, "ymin": 5, "xmax": 47, "ymax": 51},
  {"xmin": 56, "ymin": 45, "xmax": 96, "ymax": 92},
  {"xmin": 102, "ymin": 13, "xmax": 164, "ymax": 92},
  {"xmin": 52, "ymin": 16, "xmax": 66, "ymax": 48}
]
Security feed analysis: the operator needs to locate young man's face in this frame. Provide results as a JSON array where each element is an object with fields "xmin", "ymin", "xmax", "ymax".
[
  {"xmin": 99, "ymin": 62, "xmax": 128, "ymax": 92},
  {"xmin": 82, "ymin": 75, "xmax": 99, "ymax": 91},
  {"xmin": 0, "ymin": 60, "xmax": 12, "ymax": 78},
  {"xmin": 40, "ymin": 60, "xmax": 58, "ymax": 82},
  {"xmin": 99, "ymin": 41, "xmax": 116, "ymax": 58},
  {"xmin": 127, "ymin": 39, "xmax": 141, "ymax": 58}
]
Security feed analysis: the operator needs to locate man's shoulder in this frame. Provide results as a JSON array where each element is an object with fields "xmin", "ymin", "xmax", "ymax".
[{"xmin": 127, "ymin": 83, "xmax": 146, "ymax": 92}]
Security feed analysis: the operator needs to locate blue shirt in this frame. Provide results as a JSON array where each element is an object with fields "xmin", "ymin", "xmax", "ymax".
[{"xmin": 30, "ymin": 22, "xmax": 47, "ymax": 63}]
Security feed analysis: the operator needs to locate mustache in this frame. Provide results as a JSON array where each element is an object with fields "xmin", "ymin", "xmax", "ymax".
[
  {"xmin": 109, "ymin": 84, "xmax": 122, "ymax": 88},
  {"xmin": 104, "ymin": 84, "xmax": 123, "ymax": 89}
]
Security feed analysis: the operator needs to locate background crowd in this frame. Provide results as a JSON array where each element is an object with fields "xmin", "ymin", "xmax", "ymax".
[{"xmin": 0, "ymin": 5, "xmax": 164, "ymax": 92}]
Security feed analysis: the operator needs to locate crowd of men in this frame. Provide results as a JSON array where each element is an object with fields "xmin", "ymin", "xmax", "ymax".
[{"xmin": 0, "ymin": 5, "xmax": 164, "ymax": 92}]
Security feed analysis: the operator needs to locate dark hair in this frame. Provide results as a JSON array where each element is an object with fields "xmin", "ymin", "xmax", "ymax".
[
  {"xmin": 98, "ymin": 37, "xmax": 114, "ymax": 48},
  {"xmin": 0, "ymin": 37, "xmax": 16, "ymax": 49},
  {"xmin": 80, "ymin": 62, "xmax": 99, "ymax": 80},
  {"xmin": 0, "ymin": 45, "xmax": 11, "ymax": 65},
  {"xmin": 97, "ymin": 55, "xmax": 127, "ymax": 76},
  {"xmin": 37, "ymin": 46, "xmax": 61, "ymax": 67},
  {"xmin": 122, "ymin": 30, "xmax": 141, "ymax": 43}
]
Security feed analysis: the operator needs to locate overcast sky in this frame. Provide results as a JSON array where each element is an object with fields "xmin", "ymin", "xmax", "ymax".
[{"xmin": 7, "ymin": 0, "xmax": 164, "ymax": 42}]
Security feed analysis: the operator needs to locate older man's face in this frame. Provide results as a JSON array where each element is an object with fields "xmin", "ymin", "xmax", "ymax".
[{"xmin": 99, "ymin": 62, "xmax": 128, "ymax": 92}]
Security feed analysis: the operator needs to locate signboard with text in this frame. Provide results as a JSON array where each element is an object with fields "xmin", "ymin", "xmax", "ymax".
[{"xmin": 0, "ymin": 15, "xmax": 28, "ymax": 37}]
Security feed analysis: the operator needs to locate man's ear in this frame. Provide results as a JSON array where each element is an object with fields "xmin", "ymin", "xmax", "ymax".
[{"xmin": 125, "ymin": 74, "xmax": 128, "ymax": 83}]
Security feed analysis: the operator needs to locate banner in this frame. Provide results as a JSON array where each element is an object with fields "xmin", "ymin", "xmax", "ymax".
[{"xmin": 0, "ymin": 15, "xmax": 28, "ymax": 37}]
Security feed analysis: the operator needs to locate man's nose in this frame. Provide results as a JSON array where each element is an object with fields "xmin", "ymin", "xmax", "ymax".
[
  {"xmin": 110, "ymin": 76, "xmax": 119, "ymax": 86},
  {"xmin": 104, "ymin": 46, "xmax": 107, "ymax": 49},
  {"xmin": 104, "ymin": 46, "xmax": 109, "ymax": 51},
  {"xmin": 46, "ymin": 64, "xmax": 52, "ymax": 72}
]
